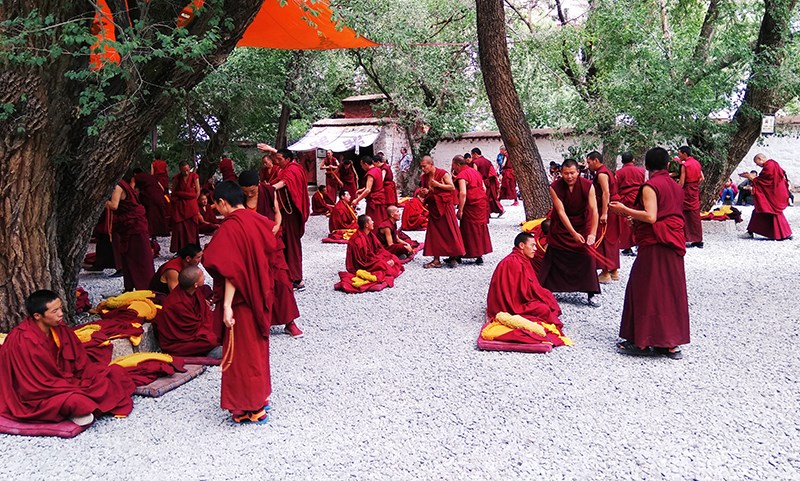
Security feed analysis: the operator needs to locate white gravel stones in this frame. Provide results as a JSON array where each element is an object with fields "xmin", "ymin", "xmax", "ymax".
[{"xmin": 2, "ymin": 203, "xmax": 798, "ymax": 480}]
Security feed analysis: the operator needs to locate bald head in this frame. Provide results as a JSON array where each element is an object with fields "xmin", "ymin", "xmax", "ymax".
[
  {"xmin": 178, "ymin": 266, "xmax": 204, "ymax": 291},
  {"xmin": 387, "ymin": 205, "xmax": 399, "ymax": 216},
  {"xmin": 420, "ymin": 155, "xmax": 433, "ymax": 166}
]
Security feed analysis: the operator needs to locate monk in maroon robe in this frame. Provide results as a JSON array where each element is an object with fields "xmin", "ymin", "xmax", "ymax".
[
  {"xmin": 259, "ymin": 155, "xmax": 280, "ymax": 184},
  {"xmin": 741, "ymin": 154, "xmax": 793, "ymax": 240},
  {"xmin": 85, "ymin": 208, "xmax": 116, "ymax": 271},
  {"xmin": 203, "ymin": 182, "xmax": 276, "ymax": 424},
  {"xmin": 218, "ymin": 157, "xmax": 237, "ymax": 182},
  {"xmin": 375, "ymin": 154, "xmax": 399, "ymax": 206},
  {"xmin": 239, "ymin": 170, "xmax": 302, "ymax": 337},
  {"xmin": 377, "ymin": 206, "xmax": 419, "ymax": 259},
  {"xmin": 401, "ymin": 189, "xmax": 429, "ymax": 231},
  {"xmin": 0, "ymin": 291, "xmax": 135, "ymax": 425},
  {"xmin": 151, "ymin": 156, "xmax": 170, "ymax": 194},
  {"xmin": 453, "ymin": 155, "xmax": 492, "ymax": 263},
  {"xmin": 538, "ymin": 159, "xmax": 601, "ymax": 307},
  {"xmin": 610, "ymin": 147, "xmax": 689, "ymax": 359},
  {"xmin": 678, "ymin": 146, "xmax": 704, "ymax": 247},
  {"xmin": 498, "ymin": 148, "xmax": 518, "ymax": 205},
  {"xmin": 320, "ymin": 150, "xmax": 343, "ymax": 198},
  {"xmin": 471, "ymin": 147, "xmax": 504, "ymax": 217},
  {"xmin": 108, "ymin": 171, "xmax": 155, "ymax": 291},
  {"xmin": 263, "ymin": 147, "xmax": 309, "ymax": 290},
  {"xmin": 198, "ymin": 190, "xmax": 220, "ymax": 234},
  {"xmin": 487, "ymin": 233, "xmax": 563, "ymax": 328},
  {"xmin": 329, "ymin": 190, "xmax": 358, "ymax": 232},
  {"xmin": 352, "ymin": 156, "xmax": 389, "ymax": 226},
  {"xmin": 170, "ymin": 161, "xmax": 200, "ymax": 253},
  {"xmin": 615, "ymin": 153, "xmax": 646, "ymax": 254},
  {"xmin": 156, "ymin": 266, "xmax": 221, "ymax": 357},
  {"xmin": 420, "ymin": 156, "xmax": 465, "ymax": 268},
  {"xmin": 133, "ymin": 169, "xmax": 170, "ymax": 238},
  {"xmin": 311, "ymin": 185, "xmax": 335, "ymax": 215},
  {"xmin": 586, "ymin": 151, "xmax": 621, "ymax": 282},
  {"xmin": 346, "ymin": 215, "xmax": 404, "ymax": 279},
  {"xmin": 149, "ymin": 244, "xmax": 202, "ymax": 295}
]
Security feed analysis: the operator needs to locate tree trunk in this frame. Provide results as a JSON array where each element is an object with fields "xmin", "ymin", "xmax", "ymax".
[
  {"xmin": 0, "ymin": 0, "xmax": 265, "ymax": 332},
  {"xmin": 275, "ymin": 103, "xmax": 290, "ymax": 149},
  {"xmin": 476, "ymin": 0, "xmax": 551, "ymax": 219}
]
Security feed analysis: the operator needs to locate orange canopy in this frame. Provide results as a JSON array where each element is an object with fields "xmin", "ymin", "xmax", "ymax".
[{"xmin": 237, "ymin": 0, "xmax": 378, "ymax": 50}]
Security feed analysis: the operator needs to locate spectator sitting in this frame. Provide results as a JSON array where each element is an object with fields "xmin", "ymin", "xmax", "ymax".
[
  {"xmin": 719, "ymin": 179, "xmax": 738, "ymax": 205},
  {"xmin": 737, "ymin": 170, "xmax": 757, "ymax": 205}
]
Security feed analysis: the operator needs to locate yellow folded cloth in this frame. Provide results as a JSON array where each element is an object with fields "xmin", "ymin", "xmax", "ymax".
[
  {"xmin": 126, "ymin": 299, "xmax": 158, "ymax": 320},
  {"xmin": 95, "ymin": 290, "xmax": 156, "ymax": 312},
  {"xmin": 355, "ymin": 270, "xmax": 377, "ymax": 282},
  {"xmin": 351, "ymin": 277, "xmax": 370, "ymax": 288},
  {"xmin": 110, "ymin": 352, "xmax": 173, "ymax": 368},
  {"xmin": 520, "ymin": 218, "xmax": 545, "ymax": 233},
  {"xmin": 495, "ymin": 311, "xmax": 546, "ymax": 337},
  {"xmin": 480, "ymin": 321, "xmax": 514, "ymax": 341},
  {"xmin": 73, "ymin": 324, "xmax": 103, "ymax": 343}
]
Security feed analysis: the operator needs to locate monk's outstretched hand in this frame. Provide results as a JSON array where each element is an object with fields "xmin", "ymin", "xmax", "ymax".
[
  {"xmin": 223, "ymin": 305, "xmax": 236, "ymax": 328},
  {"xmin": 572, "ymin": 232, "xmax": 586, "ymax": 244},
  {"xmin": 608, "ymin": 201, "xmax": 626, "ymax": 215}
]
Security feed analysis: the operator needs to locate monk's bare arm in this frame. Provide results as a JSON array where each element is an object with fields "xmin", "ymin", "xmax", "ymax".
[
  {"xmin": 222, "ymin": 279, "xmax": 236, "ymax": 328},
  {"xmin": 165, "ymin": 270, "xmax": 179, "ymax": 291},
  {"xmin": 587, "ymin": 185, "xmax": 599, "ymax": 242},
  {"xmin": 193, "ymin": 177, "xmax": 201, "ymax": 199},
  {"xmin": 678, "ymin": 165, "xmax": 686, "ymax": 187},
  {"xmin": 106, "ymin": 185, "xmax": 123, "ymax": 210},
  {"xmin": 435, "ymin": 173, "xmax": 456, "ymax": 192},
  {"xmin": 381, "ymin": 227, "xmax": 394, "ymax": 246},
  {"xmin": 611, "ymin": 186, "xmax": 657, "ymax": 224},
  {"xmin": 550, "ymin": 187, "xmax": 581, "ymax": 241},
  {"xmin": 272, "ymin": 180, "xmax": 286, "ymax": 190},
  {"xmin": 352, "ymin": 176, "xmax": 373, "ymax": 205},
  {"xmin": 598, "ymin": 173, "xmax": 610, "ymax": 223},
  {"xmin": 457, "ymin": 179, "xmax": 467, "ymax": 216},
  {"xmin": 273, "ymin": 191, "xmax": 282, "ymax": 231}
]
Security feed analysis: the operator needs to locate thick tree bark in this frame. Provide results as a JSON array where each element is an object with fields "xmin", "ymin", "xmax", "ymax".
[
  {"xmin": 476, "ymin": 0, "xmax": 551, "ymax": 219},
  {"xmin": 0, "ymin": 0, "xmax": 265, "ymax": 332},
  {"xmin": 275, "ymin": 103, "xmax": 291, "ymax": 149}
]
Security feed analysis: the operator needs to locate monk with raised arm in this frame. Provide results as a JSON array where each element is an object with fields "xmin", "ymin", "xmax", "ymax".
[
  {"xmin": 586, "ymin": 151, "xmax": 621, "ymax": 283},
  {"xmin": 108, "ymin": 170, "xmax": 155, "ymax": 291},
  {"xmin": 156, "ymin": 266, "xmax": 222, "ymax": 358},
  {"xmin": 203, "ymin": 181, "xmax": 276, "ymax": 424},
  {"xmin": 537, "ymin": 159, "xmax": 601, "ymax": 307},
  {"xmin": 420, "ymin": 156, "xmax": 465, "ymax": 268},
  {"xmin": 320, "ymin": 150, "xmax": 342, "ymax": 198},
  {"xmin": 678, "ymin": 146, "xmax": 704, "ymax": 248},
  {"xmin": 0, "ymin": 290, "xmax": 135, "ymax": 426},
  {"xmin": 170, "ymin": 161, "xmax": 201, "ymax": 254},
  {"xmin": 615, "ymin": 152, "xmax": 646, "ymax": 256},
  {"xmin": 610, "ymin": 147, "xmax": 689, "ymax": 359},
  {"xmin": 453, "ymin": 155, "xmax": 492, "ymax": 265},
  {"xmin": 337, "ymin": 157, "xmax": 359, "ymax": 199},
  {"xmin": 351, "ymin": 156, "xmax": 388, "ymax": 226},
  {"xmin": 740, "ymin": 153, "xmax": 792, "ymax": 240}
]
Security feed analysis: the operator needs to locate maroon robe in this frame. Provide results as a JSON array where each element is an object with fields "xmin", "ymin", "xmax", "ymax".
[
  {"xmin": 260, "ymin": 165, "xmax": 280, "ymax": 184},
  {"xmin": 90, "ymin": 208, "xmax": 116, "ymax": 269},
  {"xmin": 134, "ymin": 172, "xmax": 170, "ymax": 237},
  {"xmin": 620, "ymin": 170, "xmax": 690, "ymax": 348},
  {"xmin": 376, "ymin": 218, "xmax": 420, "ymax": 257},
  {"xmin": 151, "ymin": 159, "xmax": 170, "ymax": 193},
  {"xmin": 455, "ymin": 167, "xmax": 493, "ymax": 258},
  {"xmin": 364, "ymin": 166, "xmax": 388, "ymax": 225},
  {"xmin": 321, "ymin": 158, "xmax": 342, "ymax": 196},
  {"xmin": 345, "ymin": 230, "xmax": 404, "ymax": 279},
  {"xmin": 329, "ymin": 199, "xmax": 358, "ymax": 232},
  {"xmin": 199, "ymin": 202, "xmax": 220, "ymax": 234},
  {"xmin": 472, "ymin": 155, "xmax": 504, "ymax": 216},
  {"xmin": 0, "ymin": 318, "xmax": 135, "ymax": 422},
  {"xmin": 382, "ymin": 163, "xmax": 399, "ymax": 206},
  {"xmin": 592, "ymin": 165, "xmax": 621, "ymax": 270},
  {"xmin": 747, "ymin": 159, "xmax": 792, "ymax": 240},
  {"xmin": 275, "ymin": 161, "xmax": 309, "ymax": 283},
  {"xmin": 421, "ymin": 169, "xmax": 465, "ymax": 257},
  {"xmin": 203, "ymin": 209, "xmax": 275, "ymax": 413},
  {"xmin": 499, "ymin": 161, "xmax": 517, "ymax": 200},
  {"xmin": 311, "ymin": 189, "xmax": 334, "ymax": 215},
  {"xmin": 615, "ymin": 163, "xmax": 646, "ymax": 250},
  {"xmin": 487, "ymin": 248, "xmax": 563, "ymax": 328},
  {"xmin": 338, "ymin": 163, "xmax": 359, "ymax": 198},
  {"xmin": 219, "ymin": 157, "xmax": 237, "ymax": 182},
  {"xmin": 538, "ymin": 177, "xmax": 600, "ymax": 294},
  {"xmin": 170, "ymin": 172, "xmax": 200, "ymax": 253},
  {"xmin": 114, "ymin": 180, "xmax": 155, "ymax": 291},
  {"xmin": 149, "ymin": 257, "xmax": 187, "ymax": 294},
  {"xmin": 681, "ymin": 157, "xmax": 703, "ymax": 243},
  {"xmin": 401, "ymin": 195, "xmax": 428, "ymax": 231},
  {"xmin": 156, "ymin": 288, "xmax": 220, "ymax": 356}
]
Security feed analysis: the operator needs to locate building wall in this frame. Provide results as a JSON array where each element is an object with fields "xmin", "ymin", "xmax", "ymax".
[
  {"xmin": 372, "ymin": 123, "xmax": 409, "ymax": 168},
  {"xmin": 431, "ymin": 135, "xmax": 592, "ymax": 171},
  {"xmin": 736, "ymin": 130, "xmax": 800, "ymax": 188}
]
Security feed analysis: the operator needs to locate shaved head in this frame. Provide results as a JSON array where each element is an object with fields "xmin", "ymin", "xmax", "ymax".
[
  {"xmin": 387, "ymin": 205, "xmax": 399, "ymax": 216},
  {"xmin": 178, "ymin": 266, "xmax": 203, "ymax": 291}
]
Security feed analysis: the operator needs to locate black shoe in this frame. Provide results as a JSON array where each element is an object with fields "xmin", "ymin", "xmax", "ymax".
[
  {"xmin": 292, "ymin": 281, "xmax": 306, "ymax": 292},
  {"xmin": 108, "ymin": 270, "xmax": 123, "ymax": 278},
  {"xmin": 475, "ymin": 257, "xmax": 484, "ymax": 265},
  {"xmin": 692, "ymin": 242, "xmax": 704, "ymax": 249}
]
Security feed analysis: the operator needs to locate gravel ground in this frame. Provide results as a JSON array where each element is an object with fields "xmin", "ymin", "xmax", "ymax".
[{"xmin": 2, "ymin": 203, "xmax": 799, "ymax": 480}]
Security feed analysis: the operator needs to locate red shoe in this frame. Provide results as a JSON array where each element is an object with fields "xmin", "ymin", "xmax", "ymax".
[{"xmin": 285, "ymin": 321, "xmax": 304, "ymax": 338}]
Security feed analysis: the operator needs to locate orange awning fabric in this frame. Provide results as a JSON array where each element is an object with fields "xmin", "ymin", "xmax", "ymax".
[{"xmin": 237, "ymin": 0, "xmax": 378, "ymax": 50}]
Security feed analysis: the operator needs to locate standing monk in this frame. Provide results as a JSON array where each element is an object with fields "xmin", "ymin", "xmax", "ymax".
[
  {"xmin": 678, "ymin": 146, "xmax": 704, "ymax": 248},
  {"xmin": 203, "ymin": 181, "xmax": 276, "ymax": 424},
  {"xmin": 420, "ymin": 156, "xmax": 465, "ymax": 268},
  {"xmin": 218, "ymin": 157, "xmax": 237, "ymax": 182},
  {"xmin": 498, "ymin": 147, "xmax": 519, "ymax": 206},
  {"xmin": 351, "ymin": 156, "xmax": 388, "ymax": 226},
  {"xmin": 610, "ymin": 147, "xmax": 689, "ymax": 359},
  {"xmin": 615, "ymin": 152, "xmax": 646, "ymax": 256},
  {"xmin": 538, "ymin": 159, "xmax": 601, "ymax": 307},
  {"xmin": 320, "ymin": 150, "xmax": 342, "ymax": 199},
  {"xmin": 586, "ymin": 151, "xmax": 621, "ymax": 283},
  {"xmin": 452, "ymin": 155, "xmax": 492, "ymax": 265},
  {"xmin": 133, "ymin": 168, "xmax": 170, "ymax": 238},
  {"xmin": 375, "ymin": 153, "xmax": 398, "ymax": 206},
  {"xmin": 261, "ymin": 146, "xmax": 310, "ymax": 292},
  {"xmin": 108, "ymin": 170, "xmax": 155, "ymax": 291},
  {"xmin": 740, "ymin": 153, "xmax": 793, "ymax": 240},
  {"xmin": 471, "ymin": 147, "xmax": 504, "ymax": 217},
  {"xmin": 170, "ymin": 161, "xmax": 200, "ymax": 254},
  {"xmin": 337, "ymin": 157, "xmax": 359, "ymax": 199},
  {"xmin": 151, "ymin": 154, "xmax": 170, "ymax": 194}
]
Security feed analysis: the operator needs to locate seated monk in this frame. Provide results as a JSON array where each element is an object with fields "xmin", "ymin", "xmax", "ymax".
[
  {"xmin": 198, "ymin": 190, "xmax": 220, "ymax": 234},
  {"xmin": 346, "ymin": 215, "xmax": 404, "ymax": 280},
  {"xmin": 377, "ymin": 205, "xmax": 419, "ymax": 260},
  {"xmin": 149, "ymin": 244, "xmax": 203, "ymax": 295},
  {"xmin": 329, "ymin": 189, "xmax": 358, "ymax": 233},
  {"xmin": 311, "ymin": 184, "xmax": 335, "ymax": 216},
  {"xmin": 155, "ymin": 266, "xmax": 222, "ymax": 358},
  {"xmin": 401, "ymin": 188, "xmax": 429, "ymax": 230},
  {"xmin": 487, "ymin": 233, "xmax": 563, "ymax": 328},
  {"xmin": 0, "ymin": 290, "xmax": 136, "ymax": 426}
]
